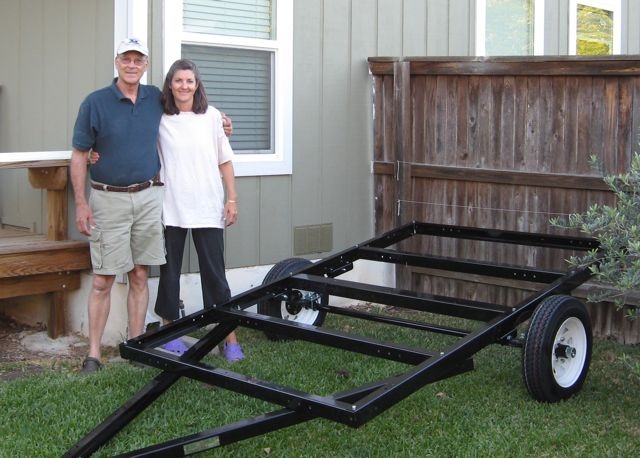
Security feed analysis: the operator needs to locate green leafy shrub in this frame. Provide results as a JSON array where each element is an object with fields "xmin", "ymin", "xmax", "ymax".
[
  {"xmin": 551, "ymin": 153, "xmax": 640, "ymax": 318},
  {"xmin": 551, "ymin": 154, "xmax": 640, "ymax": 380}
]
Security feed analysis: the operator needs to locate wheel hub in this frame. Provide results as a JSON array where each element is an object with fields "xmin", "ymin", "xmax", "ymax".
[
  {"xmin": 283, "ymin": 290, "xmax": 323, "ymax": 316},
  {"xmin": 284, "ymin": 290, "xmax": 304, "ymax": 314},
  {"xmin": 551, "ymin": 317, "xmax": 588, "ymax": 388},
  {"xmin": 554, "ymin": 343, "xmax": 577, "ymax": 359}
]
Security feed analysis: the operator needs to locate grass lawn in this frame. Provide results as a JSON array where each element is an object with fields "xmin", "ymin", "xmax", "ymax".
[{"xmin": 1, "ymin": 307, "xmax": 639, "ymax": 457}]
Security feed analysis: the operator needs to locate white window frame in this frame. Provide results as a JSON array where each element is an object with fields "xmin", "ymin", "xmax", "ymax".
[
  {"xmin": 114, "ymin": 0, "xmax": 149, "ymax": 83},
  {"xmin": 569, "ymin": 0, "xmax": 621, "ymax": 55},
  {"xmin": 476, "ymin": 0, "xmax": 545, "ymax": 56},
  {"xmin": 163, "ymin": 0, "xmax": 293, "ymax": 177}
]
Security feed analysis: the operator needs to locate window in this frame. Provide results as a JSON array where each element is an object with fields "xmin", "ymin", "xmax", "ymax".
[
  {"xmin": 164, "ymin": 0, "xmax": 293, "ymax": 176},
  {"xmin": 476, "ymin": 0, "xmax": 544, "ymax": 56},
  {"xmin": 569, "ymin": 0, "xmax": 621, "ymax": 55},
  {"xmin": 182, "ymin": 45, "xmax": 273, "ymax": 153}
]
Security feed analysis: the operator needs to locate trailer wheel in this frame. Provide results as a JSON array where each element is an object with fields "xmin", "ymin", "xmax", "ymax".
[
  {"xmin": 522, "ymin": 295, "xmax": 592, "ymax": 403},
  {"xmin": 257, "ymin": 258, "xmax": 328, "ymax": 341}
]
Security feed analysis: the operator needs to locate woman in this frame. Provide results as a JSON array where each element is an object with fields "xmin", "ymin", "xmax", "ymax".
[{"xmin": 154, "ymin": 58, "xmax": 244, "ymax": 361}]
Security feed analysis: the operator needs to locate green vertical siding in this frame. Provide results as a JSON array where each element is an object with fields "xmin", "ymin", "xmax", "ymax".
[{"xmin": 0, "ymin": 0, "xmax": 113, "ymax": 233}]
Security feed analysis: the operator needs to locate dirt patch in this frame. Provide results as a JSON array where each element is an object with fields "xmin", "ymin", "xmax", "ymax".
[{"xmin": 0, "ymin": 314, "xmax": 90, "ymax": 381}]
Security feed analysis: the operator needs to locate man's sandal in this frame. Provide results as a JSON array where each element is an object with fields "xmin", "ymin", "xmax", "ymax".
[{"xmin": 80, "ymin": 357, "xmax": 103, "ymax": 375}]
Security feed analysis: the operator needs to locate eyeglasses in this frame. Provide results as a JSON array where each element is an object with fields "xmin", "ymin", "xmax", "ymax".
[{"xmin": 118, "ymin": 56, "xmax": 147, "ymax": 66}]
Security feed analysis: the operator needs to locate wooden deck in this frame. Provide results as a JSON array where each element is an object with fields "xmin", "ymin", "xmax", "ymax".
[
  {"xmin": 0, "ymin": 226, "xmax": 90, "ymax": 338},
  {"xmin": 0, "ymin": 156, "xmax": 91, "ymax": 338},
  {"xmin": 0, "ymin": 229, "xmax": 90, "ymax": 295}
]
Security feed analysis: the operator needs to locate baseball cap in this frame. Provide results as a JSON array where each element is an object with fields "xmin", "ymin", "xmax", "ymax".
[{"xmin": 117, "ymin": 37, "xmax": 148, "ymax": 56}]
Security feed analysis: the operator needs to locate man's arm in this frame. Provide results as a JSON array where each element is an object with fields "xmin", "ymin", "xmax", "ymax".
[
  {"xmin": 222, "ymin": 113, "xmax": 233, "ymax": 137},
  {"xmin": 70, "ymin": 148, "xmax": 93, "ymax": 236}
]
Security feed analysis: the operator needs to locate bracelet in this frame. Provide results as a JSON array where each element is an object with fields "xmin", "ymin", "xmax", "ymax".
[{"xmin": 228, "ymin": 200, "xmax": 237, "ymax": 203}]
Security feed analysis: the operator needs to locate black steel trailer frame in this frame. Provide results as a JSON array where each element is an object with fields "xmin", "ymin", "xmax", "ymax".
[{"xmin": 65, "ymin": 221, "xmax": 600, "ymax": 457}]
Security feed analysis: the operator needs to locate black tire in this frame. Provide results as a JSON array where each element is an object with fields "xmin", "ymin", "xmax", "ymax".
[
  {"xmin": 257, "ymin": 258, "xmax": 328, "ymax": 341},
  {"xmin": 522, "ymin": 295, "xmax": 592, "ymax": 402}
]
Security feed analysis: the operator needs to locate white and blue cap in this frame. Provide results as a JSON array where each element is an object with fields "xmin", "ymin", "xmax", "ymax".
[{"xmin": 117, "ymin": 37, "xmax": 148, "ymax": 56}]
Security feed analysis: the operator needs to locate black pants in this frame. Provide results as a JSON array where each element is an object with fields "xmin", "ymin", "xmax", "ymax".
[{"xmin": 154, "ymin": 226, "xmax": 231, "ymax": 321}]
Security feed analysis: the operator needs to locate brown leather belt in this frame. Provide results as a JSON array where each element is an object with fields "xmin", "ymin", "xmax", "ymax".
[{"xmin": 91, "ymin": 176, "xmax": 164, "ymax": 193}]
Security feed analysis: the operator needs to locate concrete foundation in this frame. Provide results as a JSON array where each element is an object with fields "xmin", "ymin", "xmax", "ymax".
[{"xmin": 64, "ymin": 260, "xmax": 394, "ymax": 346}]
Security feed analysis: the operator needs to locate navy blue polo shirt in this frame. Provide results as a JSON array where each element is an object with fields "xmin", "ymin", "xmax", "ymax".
[{"xmin": 72, "ymin": 78, "xmax": 163, "ymax": 186}]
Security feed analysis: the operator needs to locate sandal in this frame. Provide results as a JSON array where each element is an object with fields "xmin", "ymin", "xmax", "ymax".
[
  {"xmin": 223, "ymin": 343, "xmax": 245, "ymax": 362},
  {"xmin": 162, "ymin": 338, "xmax": 189, "ymax": 355},
  {"xmin": 80, "ymin": 357, "xmax": 103, "ymax": 375}
]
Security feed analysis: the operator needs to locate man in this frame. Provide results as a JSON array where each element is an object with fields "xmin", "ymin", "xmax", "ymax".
[
  {"xmin": 71, "ymin": 38, "xmax": 233, "ymax": 374},
  {"xmin": 71, "ymin": 37, "xmax": 165, "ymax": 374}
]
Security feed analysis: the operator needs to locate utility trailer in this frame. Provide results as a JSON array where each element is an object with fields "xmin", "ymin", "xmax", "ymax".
[{"xmin": 66, "ymin": 222, "xmax": 600, "ymax": 457}]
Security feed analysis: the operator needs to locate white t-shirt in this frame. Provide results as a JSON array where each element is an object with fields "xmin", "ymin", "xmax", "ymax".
[{"xmin": 158, "ymin": 106, "xmax": 234, "ymax": 228}]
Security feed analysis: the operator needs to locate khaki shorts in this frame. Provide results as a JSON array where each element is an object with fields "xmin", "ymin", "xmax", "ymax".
[{"xmin": 88, "ymin": 186, "xmax": 166, "ymax": 275}]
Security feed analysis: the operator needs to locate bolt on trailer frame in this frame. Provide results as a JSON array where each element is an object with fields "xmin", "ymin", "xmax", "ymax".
[{"xmin": 66, "ymin": 221, "xmax": 600, "ymax": 457}]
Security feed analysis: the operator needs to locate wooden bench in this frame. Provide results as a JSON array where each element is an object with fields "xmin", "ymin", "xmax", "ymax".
[{"xmin": 0, "ymin": 153, "xmax": 91, "ymax": 338}]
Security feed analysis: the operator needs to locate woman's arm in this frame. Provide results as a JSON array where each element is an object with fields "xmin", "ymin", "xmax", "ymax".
[{"xmin": 219, "ymin": 160, "xmax": 238, "ymax": 227}]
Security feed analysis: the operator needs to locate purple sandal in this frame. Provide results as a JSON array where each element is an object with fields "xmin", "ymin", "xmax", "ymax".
[
  {"xmin": 223, "ymin": 343, "xmax": 245, "ymax": 362},
  {"xmin": 162, "ymin": 338, "xmax": 189, "ymax": 355}
]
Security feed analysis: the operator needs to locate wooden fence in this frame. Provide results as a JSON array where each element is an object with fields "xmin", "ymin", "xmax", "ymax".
[{"xmin": 368, "ymin": 56, "xmax": 640, "ymax": 344}]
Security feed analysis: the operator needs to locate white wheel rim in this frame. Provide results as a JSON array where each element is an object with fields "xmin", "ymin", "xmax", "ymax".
[
  {"xmin": 278, "ymin": 292, "xmax": 320, "ymax": 325},
  {"xmin": 551, "ymin": 317, "xmax": 587, "ymax": 388}
]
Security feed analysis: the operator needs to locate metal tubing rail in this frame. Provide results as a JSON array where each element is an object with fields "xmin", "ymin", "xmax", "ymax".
[
  {"xmin": 355, "ymin": 246, "xmax": 566, "ymax": 283},
  {"xmin": 323, "ymin": 303, "xmax": 471, "ymax": 337},
  {"xmin": 286, "ymin": 274, "xmax": 510, "ymax": 320},
  {"xmin": 412, "ymin": 222, "xmax": 599, "ymax": 250},
  {"xmin": 65, "ymin": 222, "xmax": 598, "ymax": 456}
]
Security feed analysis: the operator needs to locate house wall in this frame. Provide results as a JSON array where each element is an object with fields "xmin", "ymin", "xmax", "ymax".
[
  {"xmin": 2, "ymin": 0, "xmax": 639, "ymax": 341},
  {"xmin": 0, "ymin": 0, "xmax": 114, "ymax": 232}
]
